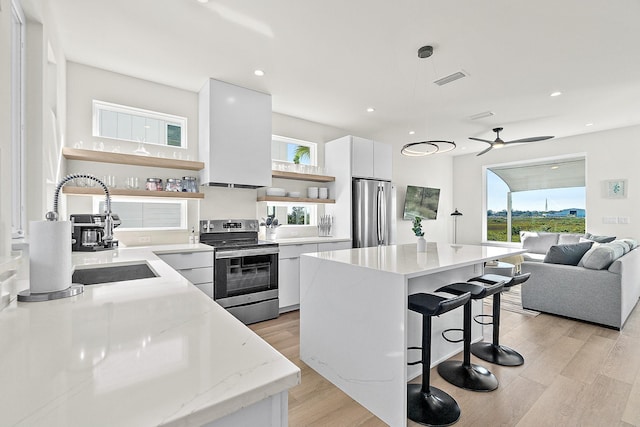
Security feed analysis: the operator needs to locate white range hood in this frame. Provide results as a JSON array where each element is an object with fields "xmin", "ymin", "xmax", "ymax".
[{"xmin": 198, "ymin": 78, "xmax": 272, "ymax": 189}]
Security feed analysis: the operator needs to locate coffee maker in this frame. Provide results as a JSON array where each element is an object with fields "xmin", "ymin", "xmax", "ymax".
[{"xmin": 70, "ymin": 213, "xmax": 121, "ymax": 251}]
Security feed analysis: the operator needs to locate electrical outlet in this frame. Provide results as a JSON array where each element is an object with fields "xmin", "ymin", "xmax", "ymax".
[
  {"xmin": 618, "ymin": 216, "xmax": 630, "ymax": 224},
  {"xmin": 603, "ymin": 216, "xmax": 618, "ymax": 224},
  {"xmin": 138, "ymin": 236, "xmax": 151, "ymax": 243}
]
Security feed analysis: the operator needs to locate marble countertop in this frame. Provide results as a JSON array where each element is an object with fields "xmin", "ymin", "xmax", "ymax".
[
  {"xmin": 302, "ymin": 242, "xmax": 527, "ymax": 279},
  {"xmin": 0, "ymin": 243, "xmax": 300, "ymax": 426}
]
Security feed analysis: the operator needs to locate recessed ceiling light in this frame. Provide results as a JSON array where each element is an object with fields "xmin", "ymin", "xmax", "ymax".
[
  {"xmin": 550, "ymin": 165, "xmax": 559, "ymax": 170},
  {"xmin": 550, "ymin": 91, "xmax": 562, "ymax": 97},
  {"xmin": 254, "ymin": 69, "xmax": 265, "ymax": 77},
  {"xmin": 197, "ymin": 0, "xmax": 209, "ymax": 3},
  {"xmin": 366, "ymin": 107, "xmax": 375, "ymax": 113},
  {"xmin": 408, "ymin": 131, "xmax": 415, "ymax": 135},
  {"xmin": 585, "ymin": 123, "xmax": 594, "ymax": 127}
]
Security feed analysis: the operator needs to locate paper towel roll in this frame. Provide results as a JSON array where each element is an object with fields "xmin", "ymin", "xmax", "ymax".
[{"xmin": 29, "ymin": 220, "xmax": 72, "ymax": 293}]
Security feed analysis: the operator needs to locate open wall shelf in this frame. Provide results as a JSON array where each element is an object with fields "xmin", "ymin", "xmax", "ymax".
[
  {"xmin": 62, "ymin": 186, "xmax": 204, "ymax": 199},
  {"xmin": 257, "ymin": 196, "xmax": 335, "ymax": 204},
  {"xmin": 62, "ymin": 147, "xmax": 205, "ymax": 171},
  {"xmin": 272, "ymin": 170, "xmax": 335, "ymax": 182}
]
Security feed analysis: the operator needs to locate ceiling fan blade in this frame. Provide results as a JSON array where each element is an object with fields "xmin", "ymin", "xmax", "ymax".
[
  {"xmin": 504, "ymin": 136, "xmax": 554, "ymax": 144},
  {"xmin": 476, "ymin": 146, "xmax": 494, "ymax": 156},
  {"xmin": 469, "ymin": 137, "xmax": 493, "ymax": 144}
]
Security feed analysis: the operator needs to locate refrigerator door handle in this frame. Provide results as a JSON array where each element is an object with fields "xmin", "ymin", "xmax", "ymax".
[{"xmin": 377, "ymin": 185, "xmax": 386, "ymax": 245}]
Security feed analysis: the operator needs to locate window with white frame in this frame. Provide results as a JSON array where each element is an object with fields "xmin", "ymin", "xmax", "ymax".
[
  {"xmin": 96, "ymin": 198, "xmax": 187, "ymax": 230},
  {"xmin": 485, "ymin": 157, "xmax": 586, "ymax": 243},
  {"xmin": 92, "ymin": 100, "xmax": 187, "ymax": 148},
  {"xmin": 271, "ymin": 135, "xmax": 317, "ymax": 166}
]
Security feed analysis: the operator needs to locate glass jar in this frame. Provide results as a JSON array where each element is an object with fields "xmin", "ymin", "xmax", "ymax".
[
  {"xmin": 165, "ymin": 178, "xmax": 182, "ymax": 192},
  {"xmin": 146, "ymin": 178, "xmax": 163, "ymax": 191},
  {"xmin": 182, "ymin": 176, "xmax": 198, "ymax": 192}
]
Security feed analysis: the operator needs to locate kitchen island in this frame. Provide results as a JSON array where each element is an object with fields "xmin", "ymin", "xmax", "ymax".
[
  {"xmin": 300, "ymin": 242, "xmax": 525, "ymax": 427},
  {"xmin": 0, "ymin": 244, "xmax": 300, "ymax": 427}
]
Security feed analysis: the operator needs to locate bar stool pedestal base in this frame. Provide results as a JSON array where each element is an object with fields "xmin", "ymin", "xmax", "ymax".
[
  {"xmin": 407, "ymin": 384, "xmax": 461, "ymax": 426},
  {"xmin": 471, "ymin": 342, "xmax": 524, "ymax": 366},
  {"xmin": 437, "ymin": 360, "xmax": 498, "ymax": 392}
]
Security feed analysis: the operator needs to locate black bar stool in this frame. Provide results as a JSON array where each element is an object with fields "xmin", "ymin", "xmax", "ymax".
[
  {"xmin": 466, "ymin": 272, "xmax": 532, "ymax": 366},
  {"xmin": 407, "ymin": 291, "xmax": 471, "ymax": 426},
  {"xmin": 435, "ymin": 280, "xmax": 505, "ymax": 392}
]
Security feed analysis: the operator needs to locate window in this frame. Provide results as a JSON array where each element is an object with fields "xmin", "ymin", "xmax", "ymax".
[
  {"xmin": 266, "ymin": 205, "xmax": 316, "ymax": 225},
  {"xmin": 96, "ymin": 198, "xmax": 187, "ymax": 230},
  {"xmin": 485, "ymin": 157, "xmax": 586, "ymax": 242},
  {"xmin": 93, "ymin": 100, "xmax": 187, "ymax": 148},
  {"xmin": 271, "ymin": 135, "xmax": 317, "ymax": 166},
  {"xmin": 11, "ymin": 0, "xmax": 25, "ymax": 239}
]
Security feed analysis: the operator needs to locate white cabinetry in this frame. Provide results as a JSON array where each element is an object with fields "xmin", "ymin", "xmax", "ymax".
[
  {"xmin": 199, "ymin": 78, "xmax": 272, "ymax": 188},
  {"xmin": 157, "ymin": 250, "xmax": 214, "ymax": 298},
  {"xmin": 278, "ymin": 241, "xmax": 351, "ymax": 312},
  {"xmin": 349, "ymin": 136, "xmax": 392, "ymax": 181}
]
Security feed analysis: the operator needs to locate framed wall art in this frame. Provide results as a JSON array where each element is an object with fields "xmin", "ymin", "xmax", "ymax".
[{"xmin": 606, "ymin": 179, "xmax": 627, "ymax": 199}]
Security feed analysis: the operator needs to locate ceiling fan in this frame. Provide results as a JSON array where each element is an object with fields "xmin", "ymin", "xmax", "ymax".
[{"xmin": 470, "ymin": 127, "xmax": 554, "ymax": 156}]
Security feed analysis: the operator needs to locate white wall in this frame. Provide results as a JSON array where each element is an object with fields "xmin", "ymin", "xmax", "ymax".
[
  {"xmin": 452, "ymin": 125, "xmax": 640, "ymax": 245},
  {"xmin": 391, "ymin": 148, "xmax": 454, "ymax": 244},
  {"xmin": 0, "ymin": 0, "xmax": 11, "ymax": 257}
]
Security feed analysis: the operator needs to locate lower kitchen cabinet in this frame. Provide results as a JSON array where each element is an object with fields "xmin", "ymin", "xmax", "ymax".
[
  {"xmin": 278, "ymin": 241, "xmax": 351, "ymax": 312},
  {"xmin": 157, "ymin": 250, "xmax": 214, "ymax": 298}
]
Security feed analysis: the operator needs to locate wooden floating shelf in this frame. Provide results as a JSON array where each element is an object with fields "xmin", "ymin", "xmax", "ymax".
[
  {"xmin": 271, "ymin": 170, "xmax": 335, "ymax": 182},
  {"xmin": 257, "ymin": 196, "xmax": 335, "ymax": 204},
  {"xmin": 63, "ymin": 186, "xmax": 205, "ymax": 199},
  {"xmin": 62, "ymin": 147, "xmax": 205, "ymax": 171}
]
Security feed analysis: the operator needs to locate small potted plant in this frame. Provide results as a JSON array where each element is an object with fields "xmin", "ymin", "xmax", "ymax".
[{"xmin": 412, "ymin": 216, "xmax": 426, "ymax": 252}]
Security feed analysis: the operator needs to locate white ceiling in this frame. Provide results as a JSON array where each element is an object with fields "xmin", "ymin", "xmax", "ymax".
[{"xmin": 27, "ymin": 0, "xmax": 640, "ymax": 155}]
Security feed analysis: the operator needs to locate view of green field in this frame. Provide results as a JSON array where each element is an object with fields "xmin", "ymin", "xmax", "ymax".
[{"xmin": 487, "ymin": 216, "xmax": 586, "ymax": 242}]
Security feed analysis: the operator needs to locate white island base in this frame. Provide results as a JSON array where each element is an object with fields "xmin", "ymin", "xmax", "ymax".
[{"xmin": 300, "ymin": 243, "xmax": 525, "ymax": 427}]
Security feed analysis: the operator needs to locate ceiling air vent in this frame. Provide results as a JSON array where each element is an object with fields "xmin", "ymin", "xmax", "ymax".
[
  {"xmin": 469, "ymin": 111, "xmax": 495, "ymax": 120},
  {"xmin": 433, "ymin": 70, "xmax": 468, "ymax": 86}
]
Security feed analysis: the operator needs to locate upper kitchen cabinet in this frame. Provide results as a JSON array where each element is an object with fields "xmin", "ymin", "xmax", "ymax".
[
  {"xmin": 198, "ymin": 79, "xmax": 272, "ymax": 188},
  {"xmin": 328, "ymin": 136, "xmax": 392, "ymax": 181}
]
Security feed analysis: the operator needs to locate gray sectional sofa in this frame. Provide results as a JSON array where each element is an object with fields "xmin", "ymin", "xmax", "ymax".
[{"xmin": 517, "ymin": 231, "xmax": 640, "ymax": 329}]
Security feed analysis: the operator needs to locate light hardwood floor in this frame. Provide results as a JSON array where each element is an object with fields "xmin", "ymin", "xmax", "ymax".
[{"xmin": 250, "ymin": 304, "xmax": 640, "ymax": 427}]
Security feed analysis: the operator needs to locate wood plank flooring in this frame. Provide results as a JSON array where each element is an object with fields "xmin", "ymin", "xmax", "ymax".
[{"xmin": 250, "ymin": 304, "xmax": 640, "ymax": 426}]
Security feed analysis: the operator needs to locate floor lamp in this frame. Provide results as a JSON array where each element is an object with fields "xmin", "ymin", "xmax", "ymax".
[{"xmin": 451, "ymin": 209, "xmax": 463, "ymax": 244}]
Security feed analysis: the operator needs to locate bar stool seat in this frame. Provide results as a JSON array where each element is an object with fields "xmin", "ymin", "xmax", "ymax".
[
  {"xmin": 435, "ymin": 280, "xmax": 505, "ymax": 392},
  {"xmin": 467, "ymin": 272, "xmax": 532, "ymax": 366},
  {"xmin": 407, "ymin": 291, "xmax": 470, "ymax": 426}
]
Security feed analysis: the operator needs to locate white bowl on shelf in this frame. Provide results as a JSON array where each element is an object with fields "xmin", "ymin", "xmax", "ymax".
[
  {"xmin": 287, "ymin": 191, "xmax": 301, "ymax": 198},
  {"xmin": 266, "ymin": 187, "xmax": 286, "ymax": 197},
  {"xmin": 307, "ymin": 187, "xmax": 319, "ymax": 198}
]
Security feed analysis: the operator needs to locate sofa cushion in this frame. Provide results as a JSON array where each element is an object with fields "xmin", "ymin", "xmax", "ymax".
[
  {"xmin": 585, "ymin": 232, "xmax": 616, "ymax": 243},
  {"xmin": 543, "ymin": 242, "xmax": 594, "ymax": 266},
  {"xmin": 523, "ymin": 252, "xmax": 546, "ymax": 262},
  {"xmin": 557, "ymin": 233, "xmax": 586, "ymax": 245},
  {"xmin": 580, "ymin": 243, "xmax": 626, "ymax": 270},
  {"xmin": 619, "ymin": 238, "xmax": 639, "ymax": 250},
  {"xmin": 521, "ymin": 232, "xmax": 560, "ymax": 254}
]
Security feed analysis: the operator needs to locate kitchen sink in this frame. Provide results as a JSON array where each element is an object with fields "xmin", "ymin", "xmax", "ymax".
[{"xmin": 72, "ymin": 263, "xmax": 157, "ymax": 285}]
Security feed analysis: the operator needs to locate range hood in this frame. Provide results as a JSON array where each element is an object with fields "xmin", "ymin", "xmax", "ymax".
[{"xmin": 198, "ymin": 78, "xmax": 272, "ymax": 189}]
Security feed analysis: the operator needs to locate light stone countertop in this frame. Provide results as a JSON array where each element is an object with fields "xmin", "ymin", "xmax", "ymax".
[
  {"xmin": 302, "ymin": 241, "xmax": 527, "ymax": 279},
  {"xmin": 0, "ymin": 243, "xmax": 300, "ymax": 427}
]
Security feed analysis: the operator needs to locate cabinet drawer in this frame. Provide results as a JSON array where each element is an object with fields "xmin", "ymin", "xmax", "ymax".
[
  {"xmin": 158, "ymin": 251, "xmax": 213, "ymax": 270},
  {"xmin": 178, "ymin": 267, "xmax": 213, "ymax": 285},
  {"xmin": 278, "ymin": 243, "xmax": 318, "ymax": 259},
  {"xmin": 194, "ymin": 282, "xmax": 213, "ymax": 298}
]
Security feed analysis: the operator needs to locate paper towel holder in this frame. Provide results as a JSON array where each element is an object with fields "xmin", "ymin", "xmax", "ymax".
[{"xmin": 17, "ymin": 174, "xmax": 112, "ymax": 302}]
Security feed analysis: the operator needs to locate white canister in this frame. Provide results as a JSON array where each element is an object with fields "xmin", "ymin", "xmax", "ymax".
[{"xmin": 319, "ymin": 187, "xmax": 328, "ymax": 199}]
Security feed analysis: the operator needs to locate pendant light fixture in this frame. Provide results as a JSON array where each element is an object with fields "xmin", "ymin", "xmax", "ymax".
[{"xmin": 401, "ymin": 45, "xmax": 456, "ymax": 157}]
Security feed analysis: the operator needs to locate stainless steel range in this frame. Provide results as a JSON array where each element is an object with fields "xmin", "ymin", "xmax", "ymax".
[{"xmin": 199, "ymin": 219, "xmax": 279, "ymax": 324}]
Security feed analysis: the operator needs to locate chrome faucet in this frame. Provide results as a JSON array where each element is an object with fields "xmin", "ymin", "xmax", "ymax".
[{"xmin": 47, "ymin": 174, "xmax": 115, "ymax": 243}]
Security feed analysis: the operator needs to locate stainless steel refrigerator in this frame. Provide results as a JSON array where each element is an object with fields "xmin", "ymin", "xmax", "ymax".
[{"xmin": 352, "ymin": 178, "xmax": 396, "ymax": 248}]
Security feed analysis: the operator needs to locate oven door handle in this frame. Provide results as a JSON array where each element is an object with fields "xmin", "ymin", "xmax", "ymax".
[{"xmin": 215, "ymin": 247, "xmax": 279, "ymax": 259}]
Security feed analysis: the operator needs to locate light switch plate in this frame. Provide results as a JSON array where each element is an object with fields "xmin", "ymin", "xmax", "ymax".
[
  {"xmin": 618, "ymin": 217, "xmax": 631, "ymax": 224},
  {"xmin": 603, "ymin": 216, "xmax": 618, "ymax": 224}
]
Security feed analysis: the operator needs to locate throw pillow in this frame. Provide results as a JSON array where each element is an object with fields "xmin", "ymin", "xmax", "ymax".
[
  {"xmin": 543, "ymin": 242, "xmax": 594, "ymax": 266},
  {"xmin": 585, "ymin": 232, "xmax": 616, "ymax": 243},
  {"xmin": 580, "ymin": 243, "xmax": 625, "ymax": 270},
  {"xmin": 521, "ymin": 232, "xmax": 560, "ymax": 254},
  {"xmin": 618, "ymin": 238, "xmax": 638, "ymax": 251}
]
